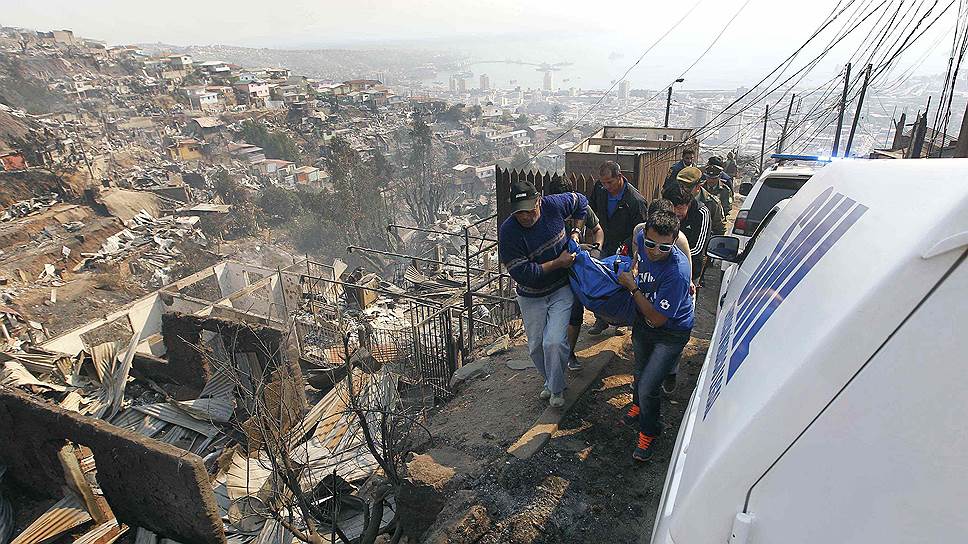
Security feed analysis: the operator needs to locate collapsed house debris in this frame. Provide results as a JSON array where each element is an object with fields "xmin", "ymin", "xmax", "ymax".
[
  {"xmin": 1, "ymin": 193, "xmax": 61, "ymax": 222},
  {"xmin": 74, "ymin": 210, "xmax": 208, "ymax": 284},
  {"xmin": 0, "ymin": 257, "xmax": 451, "ymax": 543}
]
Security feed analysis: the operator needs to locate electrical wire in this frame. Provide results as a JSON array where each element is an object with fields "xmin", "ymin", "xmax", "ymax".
[{"xmin": 510, "ymin": 0, "xmax": 707, "ymax": 169}]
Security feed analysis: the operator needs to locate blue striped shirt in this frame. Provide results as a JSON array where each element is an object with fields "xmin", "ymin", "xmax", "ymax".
[{"xmin": 499, "ymin": 193, "xmax": 588, "ymax": 297}]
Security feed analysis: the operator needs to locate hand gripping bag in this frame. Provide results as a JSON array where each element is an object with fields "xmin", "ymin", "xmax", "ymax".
[{"xmin": 566, "ymin": 239, "xmax": 637, "ymax": 326}]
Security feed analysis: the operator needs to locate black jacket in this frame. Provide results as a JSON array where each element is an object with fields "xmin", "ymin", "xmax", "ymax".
[
  {"xmin": 680, "ymin": 197, "xmax": 711, "ymax": 280},
  {"xmin": 588, "ymin": 179, "xmax": 648, "ymax": 256}
]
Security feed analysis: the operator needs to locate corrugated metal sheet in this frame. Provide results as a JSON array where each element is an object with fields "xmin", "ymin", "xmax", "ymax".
[
  {"xmin": 200, "ymin": 333, "xmax": 237, "ymax": 399},
  {"xmin": 180, "ymin": 397, "xmax": 235, "ymax": 423},
  {"xmin": 134, "ymin": 527, "xmax": 157, "ymax": 544},
  {"xmin": 0, "ymin": 350, "xmax": 64, "ymax": 375},
  {"xmin": 225, "ymin": 453, "xmax": 273, "ymax": 502},
  {"xmin": 252, "ymin": 518, "xmax": 292, "ymax": 544},
  {"xmin": 132, "ymin": 403, "xmax": 219, "ymax": 437},
  {"xmin": 10, "ymin": 492, "xmax": 92, "ymax": 544},
  {"xmin": 0, "ymin": 361, "xmax": 66, "ymax": 392}
]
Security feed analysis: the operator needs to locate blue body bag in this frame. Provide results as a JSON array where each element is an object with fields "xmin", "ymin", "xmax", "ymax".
[{"xmin": 566, "ymin": 239, "xmax": 638, "ymax": 326}]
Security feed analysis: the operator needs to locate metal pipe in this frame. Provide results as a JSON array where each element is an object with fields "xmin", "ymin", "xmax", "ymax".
[
  {"xmin": 387, "ymin": 224, "xmax": 496, "ymax": 242},
  {"xmin": 346, "ymin": 245, "xmax": 491, "ymax": 274}
]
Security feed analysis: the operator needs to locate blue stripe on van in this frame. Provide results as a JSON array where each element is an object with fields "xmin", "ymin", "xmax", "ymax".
[{"xmin": 703, "ymin": 188, "xmax": 867, "ymax": 418}]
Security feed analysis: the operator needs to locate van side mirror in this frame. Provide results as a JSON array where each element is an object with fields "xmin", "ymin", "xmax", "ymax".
[
  {"xmin": 738, "ymin": 181, "xmax": 753, "ymax": 196},
  {"xmin": 707, "ymin": 235, "xmax": 741, "ymax": 262}
]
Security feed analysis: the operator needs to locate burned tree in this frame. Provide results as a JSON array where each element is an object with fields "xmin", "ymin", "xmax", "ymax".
[
  {"xmin": 197, "ymin": 317, "xmax": 429, "ymax": 544},
  {"xmin": 397, "ymin": 117, "xmax": 448, "ymax": 227}
]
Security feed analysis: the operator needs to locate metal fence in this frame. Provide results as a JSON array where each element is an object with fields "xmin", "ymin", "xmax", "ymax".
[{"xmin": 295, "ymin": 269, "xmax": 459, "ymax": 402}]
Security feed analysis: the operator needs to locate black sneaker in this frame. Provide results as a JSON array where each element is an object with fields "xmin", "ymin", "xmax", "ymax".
[
  {"xmin": 567, "ymin": 353, "xmax": 583, "ymax": 371},
  {"xmin": 588, "ymin": 322, "xmax": 607, "ymax": 335},
  {"xmin": 662, "ymin": 373, "xmax": 677, "ymax": 394},
  {"xmin": 620, "ymin": 404, "xmax": 639, "ymax": 427},
  {"xmin": 632, "ymin": 432, "xmax": 657, "ymax": 462}
]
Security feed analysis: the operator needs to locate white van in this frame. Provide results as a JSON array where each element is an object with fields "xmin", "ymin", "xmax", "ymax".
[{"xmin": 650, "ymin": 159, "xmax": 968, "ymax": 544}]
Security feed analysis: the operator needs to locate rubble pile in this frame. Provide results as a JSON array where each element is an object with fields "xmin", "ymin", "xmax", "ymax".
[
  {"xmin": 0, "ymin": 313, "xmax": 400, "ymax": 544},
  {"xmin": 75, "ymin": 210, "xmax": 208, "ymax": 284},
  {"xmin": 0, "ymin": 193, "xmax": 61, "ymax": 222}
]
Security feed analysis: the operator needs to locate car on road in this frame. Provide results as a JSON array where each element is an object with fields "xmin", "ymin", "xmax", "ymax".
[{"xmin": 732, "ymin": 162, "xmax": 818, "ymax": 250}]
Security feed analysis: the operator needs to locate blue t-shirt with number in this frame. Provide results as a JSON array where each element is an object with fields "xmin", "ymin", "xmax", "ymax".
[{"xmin": 634, "ymin": 232, "xmax": 694, "ymax": 331}]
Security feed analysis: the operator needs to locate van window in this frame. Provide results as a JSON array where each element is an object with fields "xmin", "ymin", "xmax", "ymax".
[{"xmin": 747, "ymin": 177, "xmax": 809, "ymax": 227}]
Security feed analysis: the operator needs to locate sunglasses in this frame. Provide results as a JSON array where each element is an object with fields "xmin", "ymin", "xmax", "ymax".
[{"xmin": 643, "ymin": 238, "xmax": 674, "ymax": 252}]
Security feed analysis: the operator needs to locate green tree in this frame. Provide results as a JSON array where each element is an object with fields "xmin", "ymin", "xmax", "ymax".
[
  {"xmin": 239, "ymin": 120, "xmax": 301, "ymax": 162},
  {"xmin": 549, "ymin": 104, "xmax": 565, "ymax": 124},
  {"xmin": 259, "ymin": 186, "xmax": 303, "ymax": 226},
  {"xmin": 515, "ymin": 113, "xmax": 530, "ymax": 127},
  {"xmin": 324, "ymin": 136, "xmax": 389, "ymax": 249},
  {"xmin": 511, "ymin": 148, "xmax": 533, "ymax": 172}
]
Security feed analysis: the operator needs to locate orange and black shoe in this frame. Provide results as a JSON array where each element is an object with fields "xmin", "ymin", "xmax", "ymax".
[
  {"xmin": 620, "ymin": 404, "xmax": 640, "ymax": 427},
  {"xmin": 633, "ymin": 432, "xmax": 657, "ymax": 462}
]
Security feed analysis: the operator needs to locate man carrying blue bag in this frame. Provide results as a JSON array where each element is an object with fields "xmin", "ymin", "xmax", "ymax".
[
  {"xmin": 499, "ymin": 180, "xmax": 589, "ymax": 409},
  {"xmin": 615, "ymin": 209, "xmax": 695, "ymax": 462}
]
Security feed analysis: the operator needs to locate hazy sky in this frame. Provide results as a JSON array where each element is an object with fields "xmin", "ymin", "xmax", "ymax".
[{"xmin": 3, "ymin": 0, "xmax": 957, "ymax": 87}]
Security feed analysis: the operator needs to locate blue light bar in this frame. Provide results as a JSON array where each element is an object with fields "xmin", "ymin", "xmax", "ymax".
[{"xmin": 770, "ymin": 153, "xmax": 834, "ymax": 163}]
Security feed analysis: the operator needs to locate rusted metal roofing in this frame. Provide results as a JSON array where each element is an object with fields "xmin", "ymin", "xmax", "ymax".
[{"xmin": 10, "ymin": 492, "xmax": 92, "ymax": 544}]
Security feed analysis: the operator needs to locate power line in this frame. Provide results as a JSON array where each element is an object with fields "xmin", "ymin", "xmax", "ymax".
[
  {"xmin": 614, "ymin": 0, "xmax": 756, "ymax": 120},
  {"xmin": 510, "ymin": 0, "xmax": 707, "ymax": 169}
]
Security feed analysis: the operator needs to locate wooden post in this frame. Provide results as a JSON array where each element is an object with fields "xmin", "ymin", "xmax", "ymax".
[{"xmin": 58, "ymin": 444, "xmax": 109, "ymax": 523}]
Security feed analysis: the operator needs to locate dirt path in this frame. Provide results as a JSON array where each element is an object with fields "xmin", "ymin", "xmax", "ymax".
[{"xmin": 414, "ymin": 269, "xmax": 722, "ymax": 544}]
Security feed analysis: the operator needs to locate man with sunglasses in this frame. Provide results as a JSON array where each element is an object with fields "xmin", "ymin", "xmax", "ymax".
[{"xmin": 616, "ymin": 210, "xmax": 694, "ymax": 461}]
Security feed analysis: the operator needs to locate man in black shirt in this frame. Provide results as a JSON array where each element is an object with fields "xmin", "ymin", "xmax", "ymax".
[
  {"xmin": 587, "ymin": 160, "xmax": 648, "ymax": 336},
  {"xmin": 662, "ymin": 169, "xmax": 710, "ymax": 284}
]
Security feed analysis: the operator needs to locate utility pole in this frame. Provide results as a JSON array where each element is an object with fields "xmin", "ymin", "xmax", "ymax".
[
  {"xmin": 664, "ymin": 78, "xmax": 684, "ymax": 128},
  {"xmin": 778, "ymin": 94, "xmax": 795, "ymax": 154},
  {"xmin": 845, "ymin": 63, "xmax": 872, "ymax": 157},
  {"xmin": 760, "ymin": 105, "xmax": 769, "ymax": 172},
  {"xmin": 665, "ymin": 87, "xmax": 673, "ymax": 128},
  {"xmin": 832, "ymin": 63, "xmax": 852, "ymax": 157},
  {"xmin": 956, "ymin": 103, "xmax": 968, "ymax": 157}
]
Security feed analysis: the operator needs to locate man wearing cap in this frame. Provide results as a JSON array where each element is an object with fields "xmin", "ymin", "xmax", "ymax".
[
  {"xmin": 661, "ymin": 168, "xmax": 710, "ymax": 284},
  {"xmin": 694, "ymin": 167, "xmax": 726, "ymax": 236},
  {"xmin": 702, "ymin": 163, "xmax": 733, "ymax": 220},
  {"xmin": 587, "ymin": 160, "xmax": 648, "ymax": 336},
  {"xmin": 499, "ymin": 180, "xmax": 589, "ymax": 408},
  {"xmin": 705, "ymin": 155, "xmax": 734, "ymax": 192}
]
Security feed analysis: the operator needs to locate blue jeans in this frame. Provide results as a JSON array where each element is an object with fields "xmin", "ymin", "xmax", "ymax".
[
  {"xmin": 631, "ymin": 320, "xmax": 689, "ymax": 436},
  {"xmin": 517, "ymin": 285, "xmax": 574, "ymax": 395}
]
